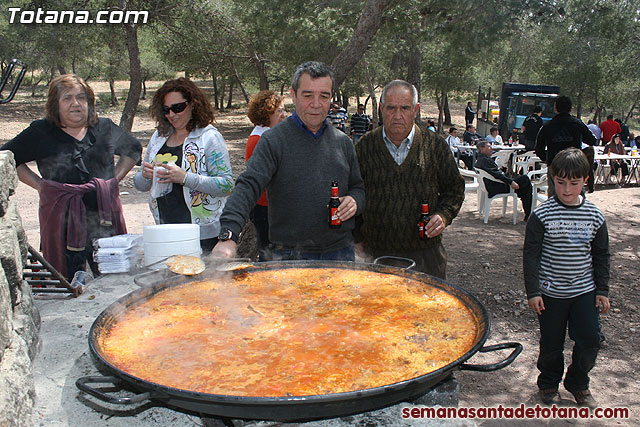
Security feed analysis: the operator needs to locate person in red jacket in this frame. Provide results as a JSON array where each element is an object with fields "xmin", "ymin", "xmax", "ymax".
[
  {"xmin": 599, "ymin": 115, "xmax": 621, "ymax": 145},
  {"xmin": 245, "ymin": 90, "xmax": 286, "ymax": 260}
]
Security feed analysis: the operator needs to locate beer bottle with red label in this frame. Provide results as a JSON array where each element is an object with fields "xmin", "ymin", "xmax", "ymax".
[
  {"xmin": 417, "ymin": 200, "xmax": 431, "ymax": 239},
  {"xmin": 329, "ymin": 181, "xmax": 341, "ymax": 228}
]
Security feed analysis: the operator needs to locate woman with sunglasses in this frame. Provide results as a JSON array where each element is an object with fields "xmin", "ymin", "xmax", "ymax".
[
  {"xmin": 134, "ymin": 78, "xmax": 233, "ymax": 254},
  {"xmin": 1, "ymin": 74, "xmax": 142, "ymax": 280}
]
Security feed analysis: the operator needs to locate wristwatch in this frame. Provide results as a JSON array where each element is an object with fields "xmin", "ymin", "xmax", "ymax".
[{"xmin": 218, "ymin": 228, "xmax": 237, "ymax": 243}]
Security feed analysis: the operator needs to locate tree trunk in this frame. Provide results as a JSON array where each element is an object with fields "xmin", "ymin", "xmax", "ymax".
[
  {"xmin": 593, "ymin": 91, "xmax": 601, "ymax": 123},
  {"xmin": 444, "ymin": 92, "xmax": 451, "ymax": 125},
  {"xmin": 475, "ymin": 86, "xmax": 482, "ymax": 124},
  {"xmin": 141, "ymin": 78, "xmax": 146, "ymax": 100},
  {"xmin": 118, "ymin": 1, "xmax": 142, "ymax": 133},
  {"xmin": 390, "ymin": 52, "xmax": 402, "ymax": 77},
  {"xmin": 576, "ymin": 86, "xmax": 583, "ymax": 120},
  {"xmin": 625, "ymin": 90, "xmax": 640, "ymax": 123},
  {"xmin": 407, "ymin": 43, "xmax": 422, "ymax": 125},
  {"xmin": 212, "ymin": 74, "xmax": 219, "ymax": 109},
  {"xmin": 30, "ymin": 71, "xmax": 43, "ymax": 97},
  {"xmin": 331, "ymin": 0, "xmax": 393, "ymax": 87},
  {"xmin": 230, "ymin": 59, "xmax": 249, "ymax": 103},
  {"xmin": 226, "ymin": 79, "xmax": 234, "ymax": 109},
  {"xmin": 109, "ymin": 79, "xmax": 119, "ymax": 106},
  {"xmin": 363, "ymin": 54, "xmax": 378, "ymax": 129},
  {"xmin": 435, "ymin": 89, "xmax": 442, "ymax": 131},
  {"xmin": 48, "ymin": 66, "xmax": 56, "ymax": 86},
  {"xmin": 219, "ymin": 79, "xmax": 226, "ymax": 112},
  {"xmin": 248, "ymin": 46, "xmax": 269, "ymax": 90}
]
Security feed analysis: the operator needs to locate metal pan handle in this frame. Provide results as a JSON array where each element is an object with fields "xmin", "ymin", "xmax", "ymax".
[
  {"xmin": 373, "ymin": 256, "xmax": 416, "ymax": 270},
  {"xmin": 133, "ymin": 267, "xmax": 178, "ymax": 287},
  {"xmin": 459, "ymin": 342, "xmax": 523, "ymax": 372},
  {"xmin": 76, "ymin": 376, "xmax": 156, "ymax": 404}
]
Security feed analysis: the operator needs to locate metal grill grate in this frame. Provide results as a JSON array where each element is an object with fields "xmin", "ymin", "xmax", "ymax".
[{"xmin": 26, "ymin": 245, "xmax": 83, "ymax": 297}]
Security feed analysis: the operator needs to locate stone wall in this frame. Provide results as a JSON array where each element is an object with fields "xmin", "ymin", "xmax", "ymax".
[{"xmin": 0, "ymin": 150, "xmax": 40, "ymax": 427}]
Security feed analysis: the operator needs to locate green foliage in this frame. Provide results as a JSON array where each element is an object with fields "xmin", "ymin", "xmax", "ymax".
[{"xmin": 1, "ymin": 0, "xmax": 639, "ymax": 118}]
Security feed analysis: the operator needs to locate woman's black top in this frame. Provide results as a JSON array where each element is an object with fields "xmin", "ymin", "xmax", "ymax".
[
  {"xmin": 1, "ymin": 117, "xmax": 141, "ymax": 182},
  {"xmin": 154, "ymin": 143, "xmax": 191, "ymax": 224},
  {"xmin": 1, "ymin": 117, "xmax": 142, "ymax": 239}
]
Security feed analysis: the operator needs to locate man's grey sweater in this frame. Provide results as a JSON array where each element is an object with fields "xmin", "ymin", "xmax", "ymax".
[{"xmin": 220, "ymin": 117, "xmax": 365, "ymax": 253}]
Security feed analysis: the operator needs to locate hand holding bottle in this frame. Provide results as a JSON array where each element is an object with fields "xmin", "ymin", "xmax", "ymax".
[{"xmin": 424, "ymin": 214, "xmax": 446, "ymax": 238}]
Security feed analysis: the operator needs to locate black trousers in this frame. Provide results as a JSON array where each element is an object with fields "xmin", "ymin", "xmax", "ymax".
[
  {"xmin": 611, "ymin": 160, "xmax": 629, "ymax": 177},
  {"xmin": 66, "ymin": 247, "xmax": 98, "ymax": 281},
  {"xmin": 523, "ymin": 139, "xmax": 536, "ymax": 152},
  {"xmin": 486, "ymin": 175, "xmax": 533, "ymax": 216},
  {"xmin": 582, "ymin": 146, "xmax": 595, "ymax": 192},
  {"xmin": 249, "ymin": 204, "xmax": 271, "ymax": 261},
  {"xmin": 457, "ymin": 152, "xmax": 474, "ymax": 170},
  {"xmin": 536, "ymin": 291, "xmax": 600, "ymax": 392},
  {"xmin": 65, "ymin": 214, "xmax": 111, "ymax": 280}
]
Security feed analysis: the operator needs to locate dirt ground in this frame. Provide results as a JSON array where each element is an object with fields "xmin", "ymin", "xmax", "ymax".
[{"xmin": 1, "ymin": 84, "xmax": 638, "ymax": 426}]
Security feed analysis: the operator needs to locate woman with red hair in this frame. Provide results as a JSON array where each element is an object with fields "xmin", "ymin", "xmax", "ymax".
[{"xmin": 245, "ymin": 90, "xmax": 286, "ymax": 260}]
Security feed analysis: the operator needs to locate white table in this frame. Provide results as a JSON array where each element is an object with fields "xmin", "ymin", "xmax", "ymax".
[
  {"xmin": 492, "ymin": 144, "xmax": 526, "ymax": 151},
  {"xmin": 595, "ymin": 153, "xmax": 640, "ymax": 185}
]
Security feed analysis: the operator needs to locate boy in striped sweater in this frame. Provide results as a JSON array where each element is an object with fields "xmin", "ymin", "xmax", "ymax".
[{"xmin": 523, "ymin": 148, "xmax": 610, "ymax": 409}]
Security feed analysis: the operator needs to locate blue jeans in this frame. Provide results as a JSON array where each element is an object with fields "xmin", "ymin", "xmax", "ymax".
[{"xmin": 272, "ymin": 245, "xmax": 355, "ymax": 262}]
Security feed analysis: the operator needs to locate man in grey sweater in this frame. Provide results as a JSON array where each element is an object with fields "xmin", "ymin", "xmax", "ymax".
[{"xmin": 213, "ymin": 61, "xmax": 365, "ymax": 261}]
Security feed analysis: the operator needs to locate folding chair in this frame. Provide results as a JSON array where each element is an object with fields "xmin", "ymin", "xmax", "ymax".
[{"xmin": 595, "ymin": 161, "xmax": 620, "ymax": 185}]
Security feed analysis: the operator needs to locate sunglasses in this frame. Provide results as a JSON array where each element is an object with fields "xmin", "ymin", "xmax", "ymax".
[{"xmin": 161, "ymin": 101, "xmax": 188, "ymax": 115}]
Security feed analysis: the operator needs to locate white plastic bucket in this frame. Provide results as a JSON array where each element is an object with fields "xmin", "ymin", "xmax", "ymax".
[{"xmin": 143, "ymin": 224, "xmax": 201, "ymax": 266}]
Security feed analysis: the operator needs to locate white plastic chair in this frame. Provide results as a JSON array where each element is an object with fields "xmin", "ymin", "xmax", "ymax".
[
  {"xmin": 459, "ymin": 168, "xmax": 479, "ymax": 192},
  {"xmin": 459, "ymin": 168, "xmax": 483, "ymax": 208},
  {"xmin": 514, "ymin": 151, "xmax": 539, "ymax": 175},
  {"xmin": 476, "ymin": 169, "xmax": 518, "ymax": 224},
  {"xmin": 492, "ymin": 150, "xmax": 513, "ymax": 171},
  {"xmin": 528, "ymin": 168, "xmax": 548, "ymax": 213}
]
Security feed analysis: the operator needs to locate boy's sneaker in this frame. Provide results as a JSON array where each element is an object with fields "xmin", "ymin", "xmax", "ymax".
[
  {"xmin": 539, "ymin": 388, "xmax": 561, "ymax": 405},
  {"xmin": 569, "ymin": 389, "xmax": 597, "ymax": 409}
]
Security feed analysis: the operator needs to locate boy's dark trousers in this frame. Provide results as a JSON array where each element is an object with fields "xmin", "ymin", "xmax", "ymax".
[{"xmin": 536, "ymin": 291, "xmax": 601, "ymax": 392}]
